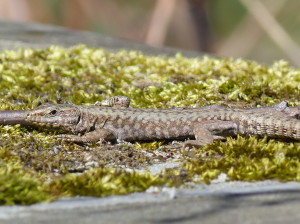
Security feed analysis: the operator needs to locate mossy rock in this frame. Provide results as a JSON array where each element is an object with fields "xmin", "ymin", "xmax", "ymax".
[{"xmin": 0, "ymin": 45, "xmax": 300, "ymax": 205}]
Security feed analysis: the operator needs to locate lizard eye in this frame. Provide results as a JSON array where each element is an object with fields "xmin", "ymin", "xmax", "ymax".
[{"xmin": 49, "ymin": 109, "xmax": 58, "ymax": 115}]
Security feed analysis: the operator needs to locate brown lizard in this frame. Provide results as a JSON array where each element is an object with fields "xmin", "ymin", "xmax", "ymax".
[{"xmin": 22, "ymin": 96, "xmax": 300, "ymax": 146}]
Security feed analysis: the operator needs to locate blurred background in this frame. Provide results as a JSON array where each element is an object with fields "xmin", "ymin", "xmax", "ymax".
[{"xmin": 0, "ymin": 0, "xmax": 299, "ymax": 66}]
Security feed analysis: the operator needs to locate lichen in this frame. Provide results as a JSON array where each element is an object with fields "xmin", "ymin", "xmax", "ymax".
[{"xmin": 0, "ymin": 45, "xmax": 300, "ymax": 205}]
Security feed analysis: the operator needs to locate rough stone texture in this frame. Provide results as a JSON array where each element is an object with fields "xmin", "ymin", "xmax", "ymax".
[
  {"xmin": 1, "ymin": 181, "xmax": 300, "ymax": 224},
  {"xmin": 0, "ymin": 19, "xmax": 300, "ymax": 224}
]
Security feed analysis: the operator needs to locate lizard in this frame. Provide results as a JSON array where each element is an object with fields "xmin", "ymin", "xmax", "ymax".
[{"xmin": 23, "ymin": 96, "xmax": 300, "ymax": 146}]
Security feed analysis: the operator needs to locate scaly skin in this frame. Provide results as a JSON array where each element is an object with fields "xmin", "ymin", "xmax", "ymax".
[{"xmin": 24, "ymin": 97, "xmax": 300, "ymax": 146}]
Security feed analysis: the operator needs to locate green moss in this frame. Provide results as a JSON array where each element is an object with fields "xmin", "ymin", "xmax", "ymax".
[
  {"xmin": 134, "ymin": 141, "xmax": 165, "ymax": 151},
  {"xmin": 0, "ymin": 159, "xmax": 171, "ymax": 205},
  {"xmin": 183, "ymin": 137, "xmax": 300, "ymax": 183},
  {"xmin": 0, "ymin": 161, "xmax": 51, "ymax": 205},
  {"xmin": 0, "ymin": 45, "xmax": 300, "ymax": 205},
  {"xmin": 47, "ymin": 168, "xmax": 170, "ymax": 197}
]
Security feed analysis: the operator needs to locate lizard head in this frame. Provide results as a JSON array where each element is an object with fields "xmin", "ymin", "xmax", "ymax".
[{"xmin": 25, "ymin": 104, "xmax": 81, "ymax": 133}]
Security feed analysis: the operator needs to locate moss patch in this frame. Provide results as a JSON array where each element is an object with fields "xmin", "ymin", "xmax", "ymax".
[
  {"xmin": 47, "ymin": 167, "xmax": 172, "ymax": 198},
  {"xmin": 0, "ymin": 45, "xmax": 300, "ymax": 205},
  {"xmin": 0, "ymin": 161, "xmax": 51, "ymax": 205},
  {"xmin": 182, "ymin": 137, "xmax": 300, "ymax": 183}
]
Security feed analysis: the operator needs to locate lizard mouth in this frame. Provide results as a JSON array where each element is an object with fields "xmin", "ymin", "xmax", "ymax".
[
  {"xmin": 25, "ymin": 112, "xmax": 61, "ymax": 127},
  {"xmin": 24, "ymin": 107, "xmax": 64, "ymax": 127}
]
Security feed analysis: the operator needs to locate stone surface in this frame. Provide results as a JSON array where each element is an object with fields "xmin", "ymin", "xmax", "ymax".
[
  {"xmin": 1, "ymin": 181, "xmax": 300, "ymax": 224},
  {"xmin": 0, "ymin": 19, "xmax": 201, "ymax": 57},
  {"xmin": 0, "ymin": 19, "xmax": 300, "ymax": 224}
]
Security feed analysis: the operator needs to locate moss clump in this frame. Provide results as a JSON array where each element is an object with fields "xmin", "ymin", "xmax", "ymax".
[
  {"xmin": 0, "ymin": 161, "xmax": 51, "ymax": 205},
  {"xmin": 47, "ymin": 168, "xmax": 170, "ymax": 198},
  {"xmin": 0, "ymin": 45, "xmax": 300, "ymax": 205},
  {"xmin": 183, "ymin": 137, "xmax": 300, "ymax": 183},
  {"xmin": 0, "ymin": 160, "xmax": 171, "ymax": 205}
]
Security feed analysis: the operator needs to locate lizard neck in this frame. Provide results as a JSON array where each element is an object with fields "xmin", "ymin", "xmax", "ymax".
[{"xmin": 74, "ymin": 108, "xmax": 98, "ymax": 133}]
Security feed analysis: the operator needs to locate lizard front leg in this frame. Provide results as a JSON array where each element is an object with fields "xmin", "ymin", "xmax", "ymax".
[
  {"xmin": 185, "ymin": 120, "xmax": 238, "ymax": 147},
  {"xmin": 57, "ymin": 129, "xmax": 116, "ymax": 143}
]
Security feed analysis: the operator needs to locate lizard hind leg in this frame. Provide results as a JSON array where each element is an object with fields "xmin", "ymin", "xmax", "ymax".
[
  {"xmin": 94, "ymin": 96, "xmax": 131, "ymax": 108},
  {"xmin": 184, "ymin": 120, "xmax": 238, "ymax": 148}
]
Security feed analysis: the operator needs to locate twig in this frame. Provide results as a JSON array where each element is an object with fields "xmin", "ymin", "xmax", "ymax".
[
  {"xmin": 240, "ymin": 0, "xmax": 300, "ymax": 66},
  {"xmin": 217, "ymin": 0, "xmax": 286, "ymax": 57},
  {"xmin": 145, "ymin": 0, "xmax": 177, "ymax": 45}
]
